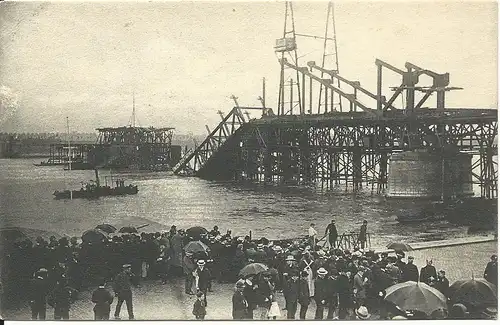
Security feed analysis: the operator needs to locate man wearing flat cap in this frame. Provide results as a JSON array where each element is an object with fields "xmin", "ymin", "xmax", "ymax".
[{"xmin": 113, "ymin": 264, "xmax": 135, "ymax": 320}]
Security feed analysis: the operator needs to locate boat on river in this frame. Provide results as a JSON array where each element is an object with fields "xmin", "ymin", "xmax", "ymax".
[{"xmin": 53, "ymin": 169, "xmax": 138, "ymax": 199}]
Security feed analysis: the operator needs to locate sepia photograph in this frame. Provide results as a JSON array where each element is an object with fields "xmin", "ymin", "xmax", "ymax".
[{"xmin": 0, "ymin": 0, "xmax": 498, "ymax": 321}]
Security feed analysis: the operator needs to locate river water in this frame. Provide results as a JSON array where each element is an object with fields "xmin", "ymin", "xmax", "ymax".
[{"xmin": 0, "ymin": 158, "xmax": 477, "ymax": 248}]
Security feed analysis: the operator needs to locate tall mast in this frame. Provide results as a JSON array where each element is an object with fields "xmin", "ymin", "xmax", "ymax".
[
  {"xmin": 66, "ymin": 116, "xmax": 72, "ymax": 171},
  {"xmin": 132, "ymin": 90, "xmax": 136, "ymax": 128}
]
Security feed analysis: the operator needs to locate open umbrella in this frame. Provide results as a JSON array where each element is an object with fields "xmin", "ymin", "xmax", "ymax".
[
  {"xmin": 384, "ymin": 281, "xmax": 447, "ymax": 316},
  {"xmin": 186, "ymin": 226, "xmax": 208, "ymax": 239},
  {"xmin": 386, "ymin": 242, "xmax": 414, "ymax": 251},
  {"xmin": 82, "ymin": 229, "xmax": 108, "ymax": 243},
  {"xmin": 95, "ymin": 224, "xmax": 117, "ymax": 234},
  {"xmin": 449, "ymin": 278, "xmax": 497, "ymax": 307},
  {"xmin": 239, "ymin": 263, "xmax": 269, "ymax": 278},
  {"xmin": 119, "ymin": 226, "xmax": 138, "ymax": 234},
  {"xmin": 184, "ymin": 240, "xmax": 210, "ymax": 254}
]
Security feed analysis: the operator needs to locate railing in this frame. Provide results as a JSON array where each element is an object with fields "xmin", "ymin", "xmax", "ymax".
[{"xmin": 320, "ymin": 231, "xmax": 372, "ymax": 251}]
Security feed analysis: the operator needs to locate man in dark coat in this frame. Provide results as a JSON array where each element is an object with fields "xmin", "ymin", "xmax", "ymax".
[
  {"xmin": 419, "ymin": 259, "xmax": 437, "ymax": 285},
  {"xmin": 284, "ymin": 270, "xmax": 300, "ymax": 319},
  {"xmin": 243, "ymin": 278, "xmax": 258, "ymax": 319},
  {"xmin": 232, "ymin": 280, "xmax": 248, "ymax": 319},
  {"xmin": 183, "ymin": 252, "xmax": 196, "ymax": 294},
  {"xmin": 113, "ymin": 264, "xmax": 135, "ymax": 320},
  {"xmin": 433, "ymin": 270, "xmax": 449, "ymax": 297},
  {"xmin": 324, "ymin": 220, "xmax": 338, "ymax": 248},
  {"xmin": 358, "ymin": 220, "xmax": 368, "ymax": 250},
  {"xmin": 314, "ymin": 268, "xmax": 331, "ymax": 319},
  {"xmin": 47, "ymin": 278, "xmax": 76, "ymax": 320},
  {"xmin": 91, "ymin": 280, "xmax": 114, "ymax": 320},
  {"xmin": 402, "ymin": 256, "xmax": 419, "ymax": 282},
  {"xmin": 298, "ymin": 271, "xmax": 310, "ymax": 320},
  {"xmin": 192, "ymin": 291, "xmax": 207, "ymax": 320},
  {"xmin": 29, "ymin": 269, "xmax": 49, "ymax": 320},
  {"xmin": 194, "ymin": 260, "xmax": 211, "ymax": 306},
  {"xmin": 336, "ymin": 270, "xmax": 354, "ymax": 320},
  {"xmin": 484, "ymin": 255, "xmax": 498, "ymax": 286}
]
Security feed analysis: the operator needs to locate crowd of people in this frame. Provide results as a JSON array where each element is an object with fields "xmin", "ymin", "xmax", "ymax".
[{"xmin": 0, "ymin": 221, "xmax": 497, "ymax": 320}]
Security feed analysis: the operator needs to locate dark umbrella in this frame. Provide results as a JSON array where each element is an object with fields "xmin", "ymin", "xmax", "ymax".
[
  {"xmin": 186, "ymin": 226, "xmax": 208, "ymax": 239},
  {"xmin": 95, "ymin": 224, "xmax": 117, "ymax": 234},
  {"xmin": 119, "ymin": 226, "xmax": 138, "ymax": 234},
  {"xmin": 239, "ymin": 263, "xmax": 269, "ymax": 278},
  {"xmin": 449, "ymin": 278, "xmax": 497, "ymax": 307},
  {"xmin": 384, "ymin": 281, "xmax": 447, "ymax": 316},
  {"xmin": 82, "ymin": 229, "xmax": 108, "ymax": 243},
  {"xmin": 184, "ymin": 240, "xmax": 210, "ymax": 254},
  {"xmin": 387, "ymin": 242, "xmax": 414, "ymax": 251}
]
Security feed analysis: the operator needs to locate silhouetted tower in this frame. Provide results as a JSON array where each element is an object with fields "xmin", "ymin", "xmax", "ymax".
[
  {"xmin": 276, "ymin": 2, "xmax": 302, "ymax": 116},
  {"xmin": 317, "ymin": 1, "xmax": 342, "ymax": 113}
]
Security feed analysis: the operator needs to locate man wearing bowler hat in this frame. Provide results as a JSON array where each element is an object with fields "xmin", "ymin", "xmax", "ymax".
[{"xmin": 113, "ymin": 264, "xmax": 135, "ymax": 320}]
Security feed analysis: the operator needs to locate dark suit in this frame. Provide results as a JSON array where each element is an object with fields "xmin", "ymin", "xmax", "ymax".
[
  {"xmin": 192, "ymin": 299, "xmax": 206, "ymax": 320},
  {"xmin": 29, "ymin": 277, "xmax": 49, "ymax": 320},
  {"xmin": 194, "ymin": 267, "xmax": 211, "ymax": 306},
  {"xmin": 420, "ymin": 265, "xmax": 437, "ymax": 285},
  {"xmin": 298, "ymin": 278, "xmax": 310, "ymax": 320},
  {"xmin": 232, "ymin": 291, "xmax": 248, "ymax": 319},
  {"xmin": 284, "ymin": 278, "xmax": 300, "ymax": 319},
  {"xmin": 325, "ymin": 223, "xmax": 338, "ymax": 248},
  {"xmin": 484, "ymin": 261, "xmax": 498, "ymax": 286},
  {"xmin": 433, "ymin": 277, "xmax": 449, "ymax": 297},
  {"xmin": 402, "ymin": 263, "xmax": 419, "ymax": 282},
  {"xmin": 314, "ymin": 277, "xmax": 333, "ymax": 319},
  {"xmin": 92, "ymin": 287, "xmax": 114, "ymax": 320},
  {"xmin": 113, "ymin": 270, "xmax": 134, "ymax": 319}
]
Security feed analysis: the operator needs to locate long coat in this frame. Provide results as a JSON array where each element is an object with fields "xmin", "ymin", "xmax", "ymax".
[
  {"xmin": 232, "ymin": 291, "xmax": 248, "ymax": 319},
  {"xmin": 298, "ymin": 278, "xmax": 310, "ymax": 306},
  {"xmin": 402, "ymin": 263, "xmax": 419, "ymax": 282},
  {"xmin": 194, "ymin": 267, "xmax": 211, "ymax": 291},
  {"xmin": 419, "ymin": 265, "xmax": 437, "ymax": 285},
  {"xmin": 171, "ymin": 234, "xmax": 184, "ymax": 268},
  {"xmin": 91, "ymin": 287, "xmax": 114, "ymax": 313}
]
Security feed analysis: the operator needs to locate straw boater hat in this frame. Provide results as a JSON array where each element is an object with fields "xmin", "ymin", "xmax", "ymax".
[
  {"xmin": 122, "ymin": 264, "xmax": 131, "ymax": 269},
  {"xmin": 355, "ymin": 306, "xmax": 371, "ymax": 320},
  {"xmin": 286, "ymin": 255, "xmax": 296, "ymax": 261},
  {"xmin": 197, "ymin": 260, "xmax": 206, "ymax": 266},
  {"xmin": 236, "ymin": 280, "xmax": 246, "ymax": 288},
  {"xmin": 257, "ymin": 243, "xmax": 264, "ymax": 249},
  {"xmin": 317, "ymin": 268, "xmax": 328, "ymax": 275}
]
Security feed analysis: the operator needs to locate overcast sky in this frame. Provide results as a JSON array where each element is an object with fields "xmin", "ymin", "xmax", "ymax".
[{"xmin": 0, "ymin": 1, "xmax": 497, "ymax": 134}]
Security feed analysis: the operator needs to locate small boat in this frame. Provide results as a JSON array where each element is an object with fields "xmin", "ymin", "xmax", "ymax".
[
  {"xmin": 63, "ymin": 161, "xmax": 94, "ymax": 171},
  {"xmin": 34, "ymin": 158, "xmax": 71, "ymax": 166},
  {"xmin": 53, "ymin": 169, "xmax": 138, "ymax": 200}
]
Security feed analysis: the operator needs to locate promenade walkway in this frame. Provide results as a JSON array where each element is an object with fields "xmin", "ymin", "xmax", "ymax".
[{"xmin": 3, "ymin": 239, "xmax": 497, "ymax": 320}]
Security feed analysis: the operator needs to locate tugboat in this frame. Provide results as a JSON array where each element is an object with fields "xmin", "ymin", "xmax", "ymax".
[{"xmin": 53, "ymin": 169, "xmax": 138, "ymax": 200}]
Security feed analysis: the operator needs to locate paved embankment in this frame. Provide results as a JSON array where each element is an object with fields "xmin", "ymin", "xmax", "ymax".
[{"xmin": 3, "ymin": 238, "xmax": 497, "ymax": 320}]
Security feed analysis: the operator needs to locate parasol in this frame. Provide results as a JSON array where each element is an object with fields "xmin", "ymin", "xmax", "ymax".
[
  {"xmin": 449, "ymin": 278, "xmax": 497, "ymax": 308},
  {"xmin": 118, "ymin": 226, "xmax": 138, "ymax": 234},
  {"xmin": 186, "ymin": 226, "xmax": 208, "ymax": 239},
  {"xmin": 386, "ymin": 242, "xmax": 414, "ymax": 251},
  {"xmin": 239, "ymin": 263, "xmax": 269, "ymax": 278},
  {"xmin": 81, "ymin": 229, "xmax": 108, "ymax": 243},
  {"xmin": 95, "ymin": 224, "xmax": 117, "ymax": 234},
  {"xmin": 184, "ymin": 240, "xmax": 210, "ymax": 254},
  {"xmin": 384, "ymin": 281, "xmax": 447, "ymax": 316}
]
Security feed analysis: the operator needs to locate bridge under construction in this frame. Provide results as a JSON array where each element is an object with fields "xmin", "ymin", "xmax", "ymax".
[{"xmin": 174, "ymin": 2, "xmax": 497, "ymax": 200}]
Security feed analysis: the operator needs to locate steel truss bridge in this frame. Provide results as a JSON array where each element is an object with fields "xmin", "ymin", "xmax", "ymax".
[{"xmin": 174, "ymin": 59, "xmax": 498, "ymax": 199}]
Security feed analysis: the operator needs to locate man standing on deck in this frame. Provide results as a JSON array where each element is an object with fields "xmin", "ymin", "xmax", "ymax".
[
  {"xmin": 113, "ymin": 264, "xmax": 135, "ymax": 320},
  {"xmin": 358, "ymin": 220, "xmax": 368, "ymax": 250},
  {"xmin": 324, "ymin": 220, "xmax": 338, "ymax": 249},
  {"xmin": 308, "ymin": 223, "xmax": 318, "ymax": 249}
]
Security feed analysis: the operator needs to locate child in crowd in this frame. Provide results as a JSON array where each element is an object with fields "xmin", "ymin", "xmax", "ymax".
[{"xmin": 193, "ymin": 291, "xmax": 207, "ymax": 320}]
